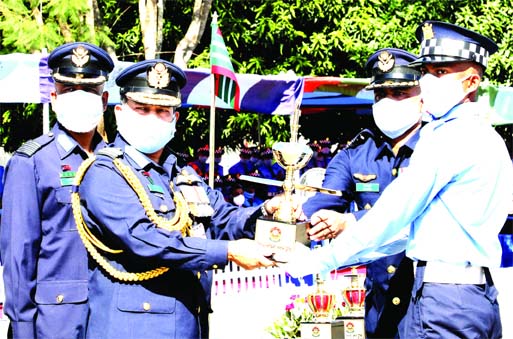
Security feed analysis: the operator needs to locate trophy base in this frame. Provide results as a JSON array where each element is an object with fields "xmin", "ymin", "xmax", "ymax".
[
  {"xmin": 300, "ymin": 318, "xmax": 365, "ymax": 339},
  {"xmin": 255, "ymin": 217, "xmax": 310, "ymax": 263},
  {"xmin": 300, "ymin": 320, "xmax": 345, "ymax": 339}
]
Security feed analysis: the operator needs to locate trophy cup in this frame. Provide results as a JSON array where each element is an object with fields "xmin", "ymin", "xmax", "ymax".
[
  {"xmin": 336, "ymin": 267, "xmax": 366, "ymax": 338},
  {"xmin": 240, "ymin": 106, "xmax": 344, "ymax": 262},
  {"xmin": 252, "ymin": 106, "xmax": 312, "ymax": 262},
  {"xmin": 306, "ymin": 274, "xmax": 336, "ymax": 322},
  {"xmin": 300, "ymin": 273, "xmax": 345, "ymax": 339},
  {"xmin": 342, "ymin": 267, "xmax": 366, "ymax": 316}
]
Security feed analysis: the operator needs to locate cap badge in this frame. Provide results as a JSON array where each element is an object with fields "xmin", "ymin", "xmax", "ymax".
[
  {"xmin": 147, "ymin": 62, "xmax": 170, "ymax": 89},
  {"xmin": 377, "ymin": 50, "xmax": 395, "ymax": 73},
  {"xmin": 71, "ymin": 45, "xmax": 90, "ymax": 68},
  {"xmin": 422, "ymin": 23, "xmax": 434, "ymax": 40}
]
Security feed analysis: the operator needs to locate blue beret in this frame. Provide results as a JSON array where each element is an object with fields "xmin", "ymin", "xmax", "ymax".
[
  {"xmin": 365, "ymin": 48, "xmax": 421, "ymax": 90},
  {"xmin": 410, "ymin": 20, "xmax": 498, "ymax": 68},
  {"xmin": 48, "ymin": 42, "xmax": 114, "ymax": 85},
  {"xmin": 116, "ymin": 59, "xmax": 187, "ymax": 107}
]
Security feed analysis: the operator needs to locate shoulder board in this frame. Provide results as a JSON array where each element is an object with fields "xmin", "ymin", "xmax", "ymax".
[
  {"xmin": 177, "ymin": 166, "xmax": 203, "ymax": 185},
  {"xmin": 97, "ymin": 147, "xmax": 124, "ymax": 159},
  {"xmin": 15, "ymin": 133, "xmax": 55, "ymax": 157},
  {"xmin": 344, "ymin": 129, "xmax": 375, "ymax": 150},
  {"xmin": 169, "ymin": 150, "xmax": 188, "ymax": 167}
]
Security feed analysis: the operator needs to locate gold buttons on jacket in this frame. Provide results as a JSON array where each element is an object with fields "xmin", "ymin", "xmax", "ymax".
[
  {"xmin": 160, "ymin": 204, "xmax": 169, "ymax": 212},
  {"xmin": 56, "ymin": 294, "xmax": 64, "ymax": 303},
  {"xmin": 212, "ymin": 264, "xmax": 218, "ymax": 269},
  {"xmin": 392, "ymin": 297, "xmax": 401, "ymax": 305},
  {"xmin": 387, "ymin": 265, "xmax": 396, "ymax": 274},
  {"xmin": 143, "ymin": 302, "xmax": 151, "ymax": 311}
]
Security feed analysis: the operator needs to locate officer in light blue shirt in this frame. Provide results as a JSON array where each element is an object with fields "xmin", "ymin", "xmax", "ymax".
[
  {"xmin": 287, "ymin": 21, "xmax": 513, "ymax": 339},
  {"xmin": 0, "ymin": 42, "xmax": 114, "ymax": 339},
  {"xmin": 303, "ymin": 48, "xmax": 422, "ymax": 338}
]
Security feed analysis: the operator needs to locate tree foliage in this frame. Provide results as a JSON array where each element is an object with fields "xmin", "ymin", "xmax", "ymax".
[{"xmin": 1, "ymin": 0, "xmax": 512, "ymax": 153}]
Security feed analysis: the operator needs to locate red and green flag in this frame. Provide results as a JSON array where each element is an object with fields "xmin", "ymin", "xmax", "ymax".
[{"xmin": 210, "ymin": 15, "xmax": 240, "ymax": 111}]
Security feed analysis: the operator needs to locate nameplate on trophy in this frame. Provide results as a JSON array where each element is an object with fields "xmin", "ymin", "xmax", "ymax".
[{"xmin": 255, "ymin": 217, "xmax": 310, "ymax": 262}]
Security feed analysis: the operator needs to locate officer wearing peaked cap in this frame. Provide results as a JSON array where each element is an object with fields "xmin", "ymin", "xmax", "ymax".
[
  {"xmin": 302, "ymin": 48, "xmax": 422, "ymax": 338},
  {"xmin": 287, "ymin": 22, "xmax": 513, "ymax": 339},
  {"xmin": 0, "ymin": 42, "xmax": 113, "ymax": 339},
  {"xmin": 72, "ymin": 59, "xmax": 296, "ymax": 339}
]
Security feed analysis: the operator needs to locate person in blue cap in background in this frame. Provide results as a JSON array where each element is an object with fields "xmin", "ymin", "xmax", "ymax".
[
  {"xmin": 72, "ymin": 59, "xmax": 295, "ymax": 339},
  {"xmin": 0, "ymin": 42, "xmax": 114, "ymax": 339},
  {"xmin": 287, "ymin": 20, "xmax": 513, "ymax": 339},
  {"xmin": 302, "ymin": 48, "xmax": 422, "ymax": 338}
]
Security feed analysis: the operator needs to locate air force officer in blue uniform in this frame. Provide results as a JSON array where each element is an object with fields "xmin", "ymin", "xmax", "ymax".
[
  {"xmin": 72, "ymin": 59, "xmax": 288, "ymax": 339},
  {"xmin": 302, "ymin": 48, "xmax": 422, "ymax": 338},
  {"xmin": 0, "ymin": 42, "xmax": 113, "ymax": 339}
]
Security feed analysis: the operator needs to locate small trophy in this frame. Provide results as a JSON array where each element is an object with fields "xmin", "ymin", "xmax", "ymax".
[
  {"xmin": 300, "ymin": 274, "xmax": 345, "ymax": 339},
  {"xmin": 306, "ymin": 274, "xmax": 337, "ymax": 322},
  {"xmin": 342, "ymin": 267, "xmax": 366, "ymax": 316},
  {"xmin": 335, "ymin": 267, "xmax": 366, "ymax": 338}
]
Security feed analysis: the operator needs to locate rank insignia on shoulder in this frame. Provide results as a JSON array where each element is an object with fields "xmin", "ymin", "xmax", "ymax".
[
  {"xmin": 353, "ymin": 173, "xmax": 377, "ymax": 182},
  {"xmin": 177, "ymin": 169, "xmax": 202, "ymax": 185}
]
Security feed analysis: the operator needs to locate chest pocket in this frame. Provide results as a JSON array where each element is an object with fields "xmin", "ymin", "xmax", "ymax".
[
  {"xmin": 52, "ymin": 186, "xmax": 77, "ymax": 232},
  {"xmin": 117, "ymin": 283, "xmax": 176, "ymax": 314},
  {"xmin": 55, "ymin": 186, "xmax": 73, "ymax": 204},
  {"xmin": 35, "ymin": 280, "xmax": 88, "ymax": 305}
]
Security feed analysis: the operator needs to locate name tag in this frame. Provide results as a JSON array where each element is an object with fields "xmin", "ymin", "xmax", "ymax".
[{"xmin": 355, "ymin": 182, "xmax": 379, "ymax": 192}]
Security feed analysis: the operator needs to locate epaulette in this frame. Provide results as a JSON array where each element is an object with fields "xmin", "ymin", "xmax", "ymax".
[
  {"xmin": 97, "ymin": 147, "xmax": 124, "ymax": 159},
  {"xmin": 169, "ymin": 150, "xmax": 188, "ymax": 167},
  {"xmin": 15, "ymin": 133, "xmax": 55, "ymax": 157},
  {"xmin": 344, "ymin": 129, "xmax": 375, "ymax": 150}
]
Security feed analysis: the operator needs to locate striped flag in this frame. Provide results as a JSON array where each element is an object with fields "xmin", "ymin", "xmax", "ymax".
[{"xmin": 210, "ymin": 14, "xmax": 240, "ymax": 111}]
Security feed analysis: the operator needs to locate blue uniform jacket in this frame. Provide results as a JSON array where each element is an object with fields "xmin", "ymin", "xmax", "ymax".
[
  {"xmin": 303, "ymin": 128, "xmax": 420, "ymax": 338},
  {"xmin": 228, "ymin": 160, "xmax": 254, "ymax": 177},
  {"xmin": 78, "ymin": 135, "xmax": 262, "ymax": 339},
  {"xmin": 0, "ymin": 124, "xmax": 106, "ymax": 339}
]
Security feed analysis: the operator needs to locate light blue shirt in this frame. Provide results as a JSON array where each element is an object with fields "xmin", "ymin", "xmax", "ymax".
[{"xmin": 292, "ymin": 102, "xmax": 513, "ymax": 276}]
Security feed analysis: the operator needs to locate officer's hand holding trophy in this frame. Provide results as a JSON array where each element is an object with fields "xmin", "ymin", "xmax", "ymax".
[{"xmin": 308, "ymin": 210, "xmax": 357, "ymax": 241}]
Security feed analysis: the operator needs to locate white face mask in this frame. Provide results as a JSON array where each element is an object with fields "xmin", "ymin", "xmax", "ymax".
[
  {"xmin": 115, "ymin": 104, "xmax": 176, "ymax": 154},
  {"xmin": 232, "ymin": 194, "xmax": 245, "ymax": 206},
  {"xmin": 372, "ymin": 96, "xmax": 421, "ymax": 139},
  {"xmin": 420, "ymin": 73, "xmax": 467, "ymax": 119},
  {"xmin": 52, "ymin": 90, "xmax": 104, "ymax": 133}
]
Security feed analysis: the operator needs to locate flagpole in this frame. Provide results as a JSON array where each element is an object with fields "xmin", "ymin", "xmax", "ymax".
[
  {"xmin": 208, "ymin": 12, "xmax": 219, "ymax": 189},
  {"xmin": 209, "ymin": 72, "xmax": 216, "ymax": 188}
]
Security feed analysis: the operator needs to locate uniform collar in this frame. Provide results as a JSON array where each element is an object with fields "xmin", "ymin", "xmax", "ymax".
[
  {"xmin": 54, "ymin": 123, "xmax": 104, "ymax": 159},
  {"xmin": 114, "ymin": 134, "xmax": 177, "ymax": 175},
  {"xmin": 374, "ymin": 126, "xmax": 421, "ymax": 160},
  {"xmin": 423, "ymin": 102, "xmax": 483, "ymax": 135}
]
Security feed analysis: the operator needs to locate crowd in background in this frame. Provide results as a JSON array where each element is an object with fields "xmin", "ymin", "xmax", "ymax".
[{"xmin": 181, "ymin": 137, "xmax": 338, "ymax": 207}]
